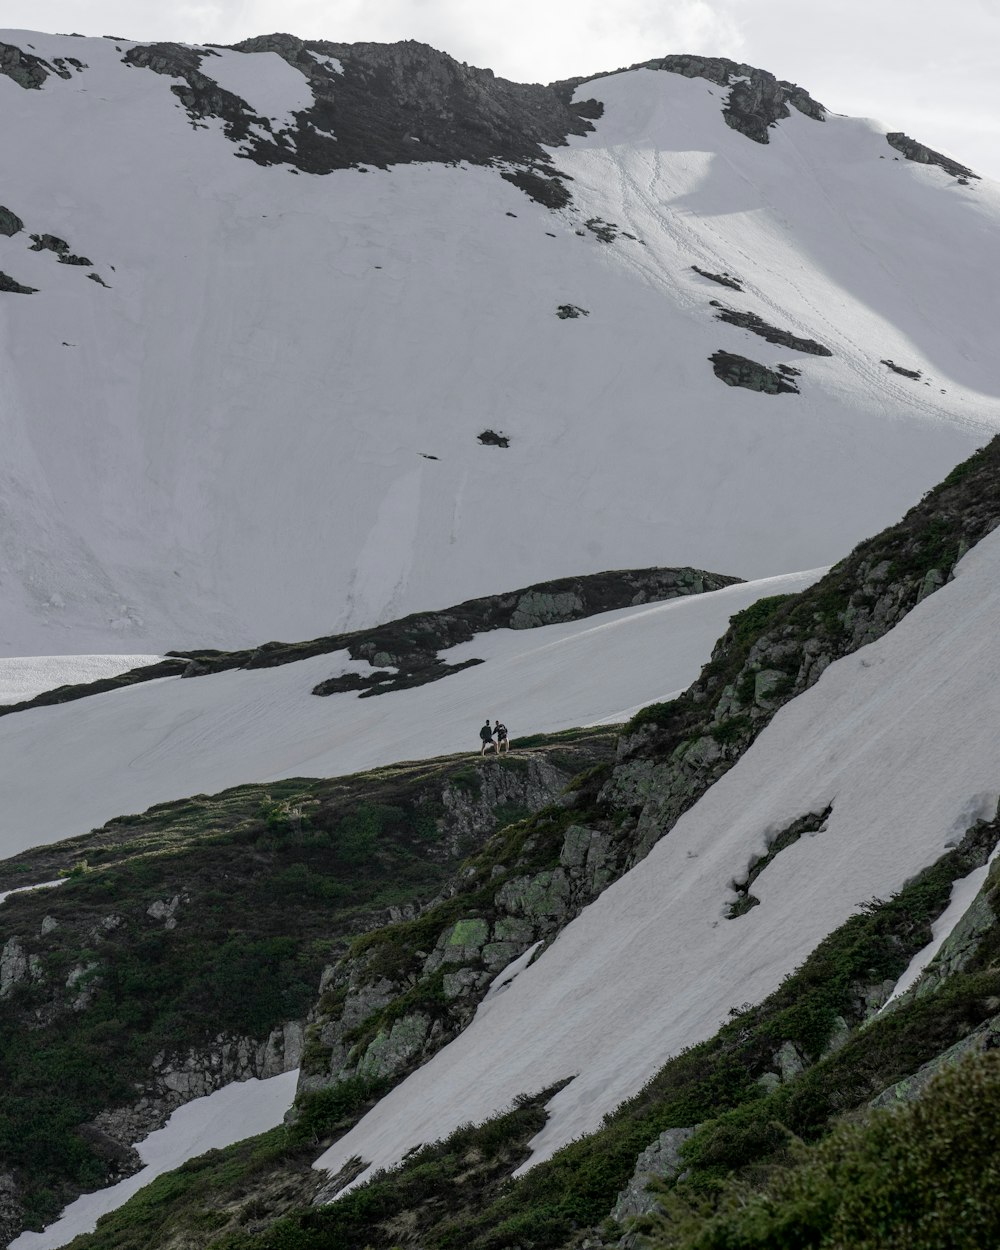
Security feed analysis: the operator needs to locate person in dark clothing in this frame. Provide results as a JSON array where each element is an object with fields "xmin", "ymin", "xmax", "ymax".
[
  {"xmin": 494, "ymin": 720, "xmax": 509, "ymax": 753},
  {"xmin": 480, "ymin": 718, "xmax": 495, "ymax": 755}
]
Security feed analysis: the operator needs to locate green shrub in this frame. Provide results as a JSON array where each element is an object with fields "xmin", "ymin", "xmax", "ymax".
[{"xmin": 652, "ymin": 1050, "xmax": 1000, "ymax": 1249}]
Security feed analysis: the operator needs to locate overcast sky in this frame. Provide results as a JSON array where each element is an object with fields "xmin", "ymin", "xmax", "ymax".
[{"xmin": 5, "ymin": 1, "xmax": 998, "ymax": 179}]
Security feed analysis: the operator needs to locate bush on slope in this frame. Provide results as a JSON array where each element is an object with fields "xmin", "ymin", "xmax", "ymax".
[{"xmin": 649, "ymin": 1050, "xmax": 1000, "ymax": 1250}]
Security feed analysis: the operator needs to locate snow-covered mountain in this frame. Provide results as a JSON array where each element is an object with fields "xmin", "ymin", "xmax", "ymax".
[
  {"xmin": 2, "ymin": 29, "xmax": 1000, "ymax": 1250},
  {"xmin": 0, "ymin": 30, "xmax": 996, "ymax": 654}
]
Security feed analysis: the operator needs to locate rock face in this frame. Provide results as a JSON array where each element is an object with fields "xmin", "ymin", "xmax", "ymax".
[
  {"xmin": 124, "ymin": 35, "xmax": 600, "ymax": 203},
  {"xmin": 711, "ymin": 302, "xmax": 832, "ymax": 356},
  {"xmin": 0, "ymin": 206, "xmax": 23, "ymax": 237},
  {"xmin": 0, "ymin": 40, "xmax": 61, "ymax": 89},
  {"xmin": 611, "ymin": 1125, "xmax": 697, "ymax": 1233},
  {"xmin": 0, "ymin": 272, "xmax": 36, "ymax": 295},
  {"xmin": 28, "ymin": 233, "xmax": 92, "ymax": 265},
  {"xmin": 709, "ymin": 349, "xmax": 800, "ymax": 394},
  {"xmin": 296, "ymin": 756, "xmax": 625, "ymax": 1099},
  {"xmin": 90, "ymin": 1022, "xmax": 305, "ymax": 1148},
  {"xmin": 886, "ymin": 132, "xmax": 978, "ymax": 180}
]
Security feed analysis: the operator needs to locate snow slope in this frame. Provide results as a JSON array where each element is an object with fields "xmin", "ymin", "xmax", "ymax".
[
  {"xmin": 0, "ymin": 654, "xmax": 160, "ymax": 704},
  {"xmin": 10, "ymin": 1070, "xmax": 299, "ymax": 1250},
  {"xmin": 0, "ymin": 32, "xmax": 996, "ymax": 653},
  {"xmin": 313, "ymin": 524, "xmax": 1000, "ymax": 1189},
  {"xmin": 0, "ymin": 569, "xmax": 819, "ymax": 860}
]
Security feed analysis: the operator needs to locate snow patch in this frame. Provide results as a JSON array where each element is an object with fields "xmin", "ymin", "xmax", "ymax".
[
  {"xmin": 0, "ymin": 655, "xmax": 161, "ymax": 705},
  {"xmin": 10, "ymin": 1070, "xmax": 298, "ymax": 1250},
  {"xmin": 0, "ymin": 878, "xmax": 65, "ymax": 906},
  {"xmin": 196, "ymin": 47, "xmax": 314, "ymax": 127}
]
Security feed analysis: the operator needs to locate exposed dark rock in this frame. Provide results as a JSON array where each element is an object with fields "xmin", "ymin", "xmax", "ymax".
[
  {"xmin": 881, "ymin": 358, "xmax": 922, "ymax": 380},
  {"xmin": 124, "ymin": 34, "xmax": 598, "ymax": 196},
  {"xmin": 728, "ymin": 807, "xmax": 832, "ymax": 917},
  {"xmin": 123, "ymin": 43, "xmax": 265, "ymax": 145},
  {"xmin": 709, "ymin": 349, "xmax": 800, "ymax": 394},
  {"xmin": 711, "ymin": 301, "xmax": 832, "ymax": 355},
  {"xmin": 499, "ymin": 167, "xmax": 572, "ymax": 209},
  {"xmin": 556, "ymin": 304, "xmax": 589, "ymax": 319},
  {"xmin": 557, "ymin": 54, "xmax": 824, "ymax": 146},
  {"xmin": 0, "ymin": 272, "xmax": 37, "ymax": 295},
  {"xmin": 585, "ymin": 217, "xmax": 618, "ymax": 243},
  {"xmin": 0, "ymin": 569, "xmax": 741, "ymax": 716},
  {"xmin": 0, "ymin": 40, "xmax": 68, "ymax": 89},
  {"xmin": 886, "ymin": 132, "xmax": 978, "ymax": 180},
  {"xmin": 29, "ymin": 233, "xmax": 92, "ymax": 265},
  {"xmin": 692, "ymin": 265, "xmax": 743, "ymax": 290},
  {"xmin": 477, "ymin": 428, "xmax": 510, "ymax": 447},
  {"xmin": 0, "ymin": 206, "xmax": 23, "ymax": 237},
  {"xmin": 309, "ymin": 567, "xmax": 739, "ymax": 698},
  {"xmin": 87, "ymin": 272, "xmax": 110, "ymax": 288}
]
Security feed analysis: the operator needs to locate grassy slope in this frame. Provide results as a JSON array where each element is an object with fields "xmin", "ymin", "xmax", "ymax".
[{"xmin": 0, "ymin": 730, "xmax": 613, "ymax": 1230}]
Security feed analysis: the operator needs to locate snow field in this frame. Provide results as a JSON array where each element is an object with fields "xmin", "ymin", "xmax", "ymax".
[
  {"xmin": 0, "ymin": 36, "xmax": 995, "ymax": 651},
  {"xmin": 0, "ymin": 654, "xmax": 161, "ymax": 704},
  {"xmin": 0, "ymin": 570, "xmax": 822, "ymax": 861},
  {"xmin": 10, "ymin": 1070, "xmax": 299, "ymax": 1250},
  {"xmin": 313, "ymin": 525, "xmax": 1000, "ymax": 1189}
]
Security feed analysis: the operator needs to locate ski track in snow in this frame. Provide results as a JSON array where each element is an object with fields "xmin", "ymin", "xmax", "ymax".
[
  {"xmin": 313, "ymin": 527, "xmax": 1000, "ymax": 1191},
  {"xmin": 0, "ymin": 571, "xmax": 821, "ymax": 861},
  {"xmin": 10, "ymin": 1071, "xmax": 299, "ymax": 1250},
  {"xmin": 0, "ymin": 36, "xmax": 996, "ymax": 652}
]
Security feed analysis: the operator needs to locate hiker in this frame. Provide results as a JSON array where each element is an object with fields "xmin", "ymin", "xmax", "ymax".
[
  {"xmin": 494, "ymin": 720, "xmax": 509, "ymax": 754},
  {"xmin": 480, "ymin": 718, "xmax": 495, "ymax": 755}
]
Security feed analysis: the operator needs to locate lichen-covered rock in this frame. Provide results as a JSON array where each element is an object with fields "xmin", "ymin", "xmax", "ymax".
[
  {"xmin": 495, "ymin": 869, "xmax": 570, "ymax": 919},
  {"xmin": 610, "ymin": 1125, "xmax": 697, "ymax": 1227},
  {"xmin": 356, "ymin": 1013, "xmax": 432, "ymax": 1080},
  {"xmin": 0, "ymin": 937, "xmax": 29, "ymax": 998},
  {"xmin": 871, "ymin": 1012, "xmax": 1000, "ymax": 1109},
  {"xmin": 510, "ymin": 590, "xmax": 584, "ymax": 629}
]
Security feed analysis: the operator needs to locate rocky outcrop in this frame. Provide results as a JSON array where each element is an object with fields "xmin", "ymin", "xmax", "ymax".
[
  {"xmin": 29, "ymin": 233, "xmax": 92, "ymax": 266},
  {"xmin": 604, "ymin": 436, "xmax": 1000, "ymax": 868},
  {"xmin": 881, "ymin": 357, "xmax": 922, "ymax": 380},
  {"xmin": 872, "ymin": 1011, "xmax": 1000, "ymax": 1109},
  {"xmin": 121, "ymin": 34, "xmax": 599, "ymax": 201},
  {"xmin": 691, "ymin": 265, "xmax": 742, "ymax": 290},
  {"xmin": 297, "ymin": 761, "xmax": 625, "ymax": 1098},
  {"xmin": 611, "ymin": 1125, "xmax": 697, "ymax": 1236},
  {"xmin": 0, "ymin": 272, "xmax": 36, "ymax": 295},
  {"xmin": 711, "ymin": 302, "xmax": 832, "ymax": 355},
  {"xmin": 886, "ymin": 131, "xmax": 978, "ymax": 180},
  {"xmin": 0, "ymin": 41, "xmax": 63, "ymax": 89},
  {"xmin": 709, "ymin": 349, "xmax": 800, "ymax": 393},
  {"xmin": 90, "ymin": 1022, "xmax": 305, "ymax": 1148},
  {"xmin": 0, "ymin": 206, "xmax": 23, "ymax": 237}
]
